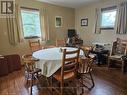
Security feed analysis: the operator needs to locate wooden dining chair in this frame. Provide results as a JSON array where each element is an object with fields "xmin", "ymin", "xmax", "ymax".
[
  {"xmin": 29, "ymin": 39, "xmax": 43, "ymax": 53},
  {"xmin": 56, "ymin": 39, "xmax": 66, "ymax": 47},
  {"xmin": 22, "ymin": 54, "xmax": 42, "ymax": 95},
  {"xmin": 108, "ymin": 41, "xmax": 127, "ymax": 72},
  {"xmin": 80, "ymin": 46, "xmax": 93, "ymax": 57},
  {"xmin": 78, "ymin": 57, "xmax": 95, "ymax": 91},
  {"xmin": 52, "ymin": 48, "xmax": 80, "ymax": 95},
  {"xmin": 44, "ymin": 45, "xmax": 56, "ymax": 49}
]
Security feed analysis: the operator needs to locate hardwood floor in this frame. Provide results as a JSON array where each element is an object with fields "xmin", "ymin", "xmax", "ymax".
[{"xmin": 0, "ymin": 66, "xmax": 127, "ymax": 95}]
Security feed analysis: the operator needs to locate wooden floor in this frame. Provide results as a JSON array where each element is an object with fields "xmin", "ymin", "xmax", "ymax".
[{"xmin": 0, "ymin": 66, "xmax": 127, "ymax": 95}]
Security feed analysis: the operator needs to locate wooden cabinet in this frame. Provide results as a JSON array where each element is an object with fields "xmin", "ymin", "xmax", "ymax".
[
  {"xmin": 0, "ymin": 57, "xmax": 8, "ymax": 76},
  {"xmin": 0, "ymin": 54, "xmax": 21, "ymax": 77}
]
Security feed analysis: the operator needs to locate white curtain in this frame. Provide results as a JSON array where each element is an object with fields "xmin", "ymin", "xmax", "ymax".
[
  {"xmin": 40, "ymin": 8, "xmax": 50, "ymax": 41},
  {"xmin": 116, "ymin": 2, "xmax": 127, "ymax": 34},
  {"xmin": 95, "ymin": 8, "xmax": 101, "ymax": 34},
  {"xmin": 6, "ymin": 5, "xmax": 24, "ymax": 46},
  {"xmin": 6, "ymin": 4, "xmax": 23, "ymax": 46}
]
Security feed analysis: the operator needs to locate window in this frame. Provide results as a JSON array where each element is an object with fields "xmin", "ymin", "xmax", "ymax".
[
  {"xmin": 21, "ymin": 8, "xmax": 41, "ymax": 38},
  {"xmin": 101, "ymin": 6, "xmax": 117, "ymax": 29}
]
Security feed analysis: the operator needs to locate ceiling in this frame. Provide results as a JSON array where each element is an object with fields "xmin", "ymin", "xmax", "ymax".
[{"xmin": 37, "ymin": 0, "xmax": 106, "ymax": 8}]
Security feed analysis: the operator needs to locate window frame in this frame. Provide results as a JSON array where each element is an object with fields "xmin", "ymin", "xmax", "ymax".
[
  {"xmin": 20, "ymin": 7, "xmax": 42, "ymax": 39},
  {"xmin": 100, "ymin": 6, "xmax": 117, "ymax": 30}
]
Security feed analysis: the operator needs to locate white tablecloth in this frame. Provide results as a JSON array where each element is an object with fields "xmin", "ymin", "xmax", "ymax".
[{"xmin": 33, "ymin": 47, "xmax": 84, "ymax": 77}]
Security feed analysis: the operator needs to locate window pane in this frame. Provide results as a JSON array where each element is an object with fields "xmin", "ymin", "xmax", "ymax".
[
  {"xmin": 21, "ymin": 9, "xmax": 41, "ymax": 38},
  {"xmin": 101, "ymin": 9, "xmax": 117, "ymax": 28}
]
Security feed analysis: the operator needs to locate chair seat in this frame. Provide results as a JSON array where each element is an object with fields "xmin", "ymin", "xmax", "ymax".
[
  {"xmin": 53, "ymin": 70, "xmax": 75, "ymax": 81},
  {"xmin": 109, "ymin": 55, "xmax": 123, "ymax": 59},
  {"xmin": 23, "ymin": 54, "xmax": 39, "ymax": 62},
  {"xmin": 89, "ymin": 54, "xmax": 96, "ymax": 59}
]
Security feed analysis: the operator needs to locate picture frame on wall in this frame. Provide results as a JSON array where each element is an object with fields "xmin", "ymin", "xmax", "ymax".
[
  {"xmin": 81, "ymin": 18, "xmax": 88, "ymax": 26},
  {"xmin": 55, "ymin": 16, "xmax": 62, "ymax": 28}
]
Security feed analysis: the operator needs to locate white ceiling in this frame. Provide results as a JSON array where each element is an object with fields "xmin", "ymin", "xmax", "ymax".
[{"xmin": 37, "ymin": 0, "xmax": 106, "ymax": 8}]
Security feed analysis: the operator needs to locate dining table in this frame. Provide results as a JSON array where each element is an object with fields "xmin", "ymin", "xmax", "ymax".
[{"xmin": 32, "ymin": 47, "xmax": 84, "ymax": 77}]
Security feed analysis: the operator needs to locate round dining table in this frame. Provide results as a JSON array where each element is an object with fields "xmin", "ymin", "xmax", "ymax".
[{"xmin": 32, "ymin": 47, "xmax": 84, "ymax": 77}]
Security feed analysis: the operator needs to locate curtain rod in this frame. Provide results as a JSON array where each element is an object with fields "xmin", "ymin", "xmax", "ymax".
[{"xmin": 20, "ymin": 7, "xmax": 39, "ymax": 11}]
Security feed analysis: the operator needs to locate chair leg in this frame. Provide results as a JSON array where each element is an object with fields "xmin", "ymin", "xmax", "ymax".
[
  {"xmin": 69, "ymin": 80, "xmax": 77, "ymax": 95},
  {"xmin": 51, "ymin": 77, "xmax": 54, "ymax": 95},
  {"xmin": 60, "ymin": 87, "xmax": 63, "ymax": 95},
  {"xmin": 79, "ymin": 76, "xmax": 84, "ymax": 95},
  {"xmin": 60, "ymin": 81, "xmax": 64, "ymax": 95},
  {"xmin": 26, "ymin": 78, "xmax": 29, "ymax": 85},
  {"xmin": 108, "ymin": 58, "xmax": 110, "ymax": 68},
  {"xmin": 74, "ymin": 79, "xmax": 78, "ymax": 95},
  {"xmin": 26, "ymin": 73, "xmax": 29, "ymax": 85},
  {"xmin": 122, "ymin": 60, "xmax": 125, "ymax": 73},
  {"xmin": 89, "ymin": 72, "xmax": 94, "ymax": 89},
  {"xmin": 48, "ymin": 76, "xmax": 54, "ymax": 95},
  {"xmin": 79, "ymin": 73, "xmax": 95, "ymax": 91},
  {"xmin": 30, "ymin": 74, "xmax": 34, "ymax": 95}
]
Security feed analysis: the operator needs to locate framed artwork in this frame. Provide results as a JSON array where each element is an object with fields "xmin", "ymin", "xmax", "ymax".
[
  {"xmin": 81, "ymin": 18, "xmax": 88, "ymax": 26},
  {"xmin": 55, "ymin": 16, "xmax": 62, "ymax": 27}
]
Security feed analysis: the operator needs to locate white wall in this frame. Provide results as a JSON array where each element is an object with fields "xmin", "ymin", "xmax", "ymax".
[
  {"xmin": 0, "ymin": 0, "xmax": 75, "ymax": 55},
  {"xmin": 75, "ymin": 0, "xmax": 127, "ymax": 46}
]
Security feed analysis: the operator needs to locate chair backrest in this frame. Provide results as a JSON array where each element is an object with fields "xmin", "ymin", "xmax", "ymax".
[
  {"xmin": 111, "ymin": 41, "xmax": 127, "ymax": 56},
  {"xmin": 121, "ymin": 39, "xmax": 127, "ymax": 44},
  {"xmin": 29, "ymin": 39, "xmax": 41, "ymax": 53},
  {"xmin": 22, "ymin": 54, "xmax": 36, "ymax": 72},
  {"xmin": 61, "ymin": 49, "xmax": 80, "ymax": 81},
  {"xmin": 78, "ymin": 58, "xmax": 93, "ymax": 74},
  {"xmin": 56, "ymin": 39, "xmax": 66, "ymax": 47},
  {"xmin": 80, "ymin": 46, "xmax": 92, "ymax": 57}
]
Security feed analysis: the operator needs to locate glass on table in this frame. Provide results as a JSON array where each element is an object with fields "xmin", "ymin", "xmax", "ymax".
[{"xmin": 59, "ymin": 48, "xmax": 63, "ymax": 53}]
